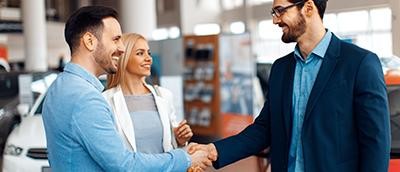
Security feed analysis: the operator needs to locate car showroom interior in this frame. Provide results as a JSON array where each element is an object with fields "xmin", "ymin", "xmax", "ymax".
[{"xmin": 0, "ymin": 0, "xmax": 399, "ymax": 171}]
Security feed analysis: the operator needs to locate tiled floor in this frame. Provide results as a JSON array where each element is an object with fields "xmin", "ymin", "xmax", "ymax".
[
  {"xmin": 205, "ymin": 156, "xmax": 270, "ymax": 172},
  {"xmin": 0, "ymin": 157, "xmax": 271, "ymax": 172}
]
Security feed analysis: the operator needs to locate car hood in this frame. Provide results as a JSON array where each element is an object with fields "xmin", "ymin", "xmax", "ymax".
[{"xmin": 6, "ymin": 115, "xmax": 46, "ymax": 148}]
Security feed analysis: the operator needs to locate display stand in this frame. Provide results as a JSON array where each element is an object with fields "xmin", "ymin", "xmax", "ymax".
[
  {"xmin": 183, "ymin": 35, "xmax": 222, "ymax": 137},
  {"xmin": 183, "ymin": 34, "xmax": 255, "ymax": 139}
]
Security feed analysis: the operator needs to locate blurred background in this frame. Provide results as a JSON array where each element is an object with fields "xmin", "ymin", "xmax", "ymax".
[{"xmin": 0, "ymin": 0, "xmax": 399, "ymax": 171}]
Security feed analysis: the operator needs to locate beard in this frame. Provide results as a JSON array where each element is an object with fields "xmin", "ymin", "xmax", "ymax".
[
  {"xmin": 94, "ymin": 42, "xmax": 118, "ymax": 74},
  {"xmin": 281, "ymin": 13, "xmax": 306, "ymax": 43}
]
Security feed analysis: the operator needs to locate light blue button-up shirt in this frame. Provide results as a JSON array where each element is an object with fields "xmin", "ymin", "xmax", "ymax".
[
  {"xmin": 288, "ymin": 31, "xmax": 332, "ymax": 172},
  {"xmin": 42, "ymin": 63, "xmax": 191, "ymax": 172}
]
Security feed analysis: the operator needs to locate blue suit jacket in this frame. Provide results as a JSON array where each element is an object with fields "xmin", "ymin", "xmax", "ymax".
[{"xmin": 213, "ymin": 34, "xmax": 391, "ymax": 172}]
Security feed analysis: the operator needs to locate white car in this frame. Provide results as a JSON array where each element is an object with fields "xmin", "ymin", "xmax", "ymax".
[{"xmin": 2, "ymin": 73, "xmax": 56, "ymax": 172}]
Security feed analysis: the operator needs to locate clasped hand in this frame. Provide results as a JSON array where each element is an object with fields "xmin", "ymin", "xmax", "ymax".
[{"xmin": 185, "ymin": 143, "xmax": 218, "ymax": 172}]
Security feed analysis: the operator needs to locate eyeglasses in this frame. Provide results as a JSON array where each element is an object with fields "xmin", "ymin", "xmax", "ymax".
[{"xmin": 270, "ymin": 1, "xmax": 305, "ymax": 18}]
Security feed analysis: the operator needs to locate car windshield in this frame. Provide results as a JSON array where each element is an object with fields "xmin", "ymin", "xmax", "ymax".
[
  {"xmin": 381, "ymin": 57, "xmax": 400, "ymax": 69},
  {"xmin": 1, "ymin": 72, "xmax": 56, "ymax": 116},
  {"xmin": 0, "ymin": 72, "xmax": 19, "ymax": 108},
  {"xmin": 387, "ymin": 85, "xmax": 400, "ymax": 154},
  {"xmin": 34, "ymin": 95, "xmax": 44, "ymax": 115}
]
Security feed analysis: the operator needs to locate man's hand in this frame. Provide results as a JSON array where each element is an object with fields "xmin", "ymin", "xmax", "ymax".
[
  {"xmin": 173, "ymin": 120, "xmax": 193, "ymax": 146},
  {"xmin": 187, "ymin": 143, "xmax": 218, "ymax": 162},
  {"xmin": 187, "ymin": 149, "xmax": 212, "ymax": 172}
]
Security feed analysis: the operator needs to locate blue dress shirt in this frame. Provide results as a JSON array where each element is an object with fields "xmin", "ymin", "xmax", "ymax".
[
  {"xmin": 288, "ymin": 31, "xmax": 332, "ymax": 172},
  {"xmin": 42, "ymin": 63, "xmax": 191, "ymax": 172}
]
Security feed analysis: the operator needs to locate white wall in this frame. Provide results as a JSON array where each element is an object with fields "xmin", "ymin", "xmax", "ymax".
[
  {"xmin": 180, "ymin": 0, "xmax": 221, "ymax": 35},
  {"xmin": 326, "ymin": 0, "xmax": 389, "ymax": 12}
]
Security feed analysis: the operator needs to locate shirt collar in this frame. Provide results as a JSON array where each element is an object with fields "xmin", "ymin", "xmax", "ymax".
[
  {"xmin": 63, "ymin": 63, "xmax": 105, "ymax": 92},
  {"xmin": 294, "ymin": 29, "xmax": 332, "ymax": 60}
]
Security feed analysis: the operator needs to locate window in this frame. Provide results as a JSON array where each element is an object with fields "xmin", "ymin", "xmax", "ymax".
[
  {"xmin": 222, "ymin": 0, "xmax": 243, "ymax": 10},
  {"xmin": 258, "ymin": 20, "xmax": 281, "ymax": 40},
  {"xmin": 255, "ymin": 20, "xmax": 295, "ymax": 63},
  {"xmin": 194, "ymin": 23, "xmax": 221, "ymax": 36},
  {"xmin": 168, "ymin": 26, "xmax": 180, "ymax": 39},
  {"xmin": 333, "ymin": 8, "xmax": 392, "ymax": 57},
  {"xmin": 370, "ymin": 8, "xmax": 391, "ymax": 31},
  {"xmin": 230, "ymin": 21, "xmax": 245, "ymax": 34},
  {"xmin": 337, "ymin": 10, "xmax": 369, "ymax": 33},
  {"xmin": 253, "ymin": 7, "xmax": 392, "ymax": 63},
  {"xmin": 152, "ymin": 26, "xmax": 180, "ymax": 40},
  {"xmin": 152, "ymin": 28, "xmax": 169, "ymax": 40},
  {"xmin": 247, "ymin": 0, "xmax": 272, "ymax": 6},
  {"xmin": 323, "ymin": 13, "xmax": 338, "ymax": 33},
  {"xmin": 197, "ymin": 0, "xmax": 220, "ymax": 11}
]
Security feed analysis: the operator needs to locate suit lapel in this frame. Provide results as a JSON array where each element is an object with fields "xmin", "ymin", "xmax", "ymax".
[
  {"xmin": 283, "ymin": 54, "xmax": 296, "ymax": 140},
  {"xmin": 303, "ymin": 35, "xmax": 341, "ymax": 123}
]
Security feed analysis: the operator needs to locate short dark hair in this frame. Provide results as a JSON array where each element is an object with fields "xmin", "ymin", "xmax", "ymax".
[
  {"xmin": 64, "ymin": 6, "xmax": 118, "ymax": 54},
  {"xmin": 290, "ymin": 0, "xmax": 328, "ymax": 19}
]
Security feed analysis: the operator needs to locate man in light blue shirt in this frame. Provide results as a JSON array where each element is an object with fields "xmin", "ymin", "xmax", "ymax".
[
  {"xmin": 288, "ymin": 30, "xmax": 332, "ymax": 172},
  {"xmin": 42, "ymin": 6, "xmax": 210, "ymax": 171}
]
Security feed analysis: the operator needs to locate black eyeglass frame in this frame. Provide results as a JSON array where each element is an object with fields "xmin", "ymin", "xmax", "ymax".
[{"xmin": 270, "ymin": 1, "xmax": 305, "ymax": 18}]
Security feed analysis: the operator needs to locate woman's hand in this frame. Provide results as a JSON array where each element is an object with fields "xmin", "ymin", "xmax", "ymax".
[{"xmin": 173, "ymin": 120, "xmax": 193, "ymax": 146}]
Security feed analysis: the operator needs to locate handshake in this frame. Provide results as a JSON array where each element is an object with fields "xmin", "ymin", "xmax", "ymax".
[{"xmin": 185, "ymin": 143, "xmax": 218, "ymax": 172}]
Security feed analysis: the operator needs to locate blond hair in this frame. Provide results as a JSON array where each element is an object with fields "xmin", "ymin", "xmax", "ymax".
[{"xmin": 106, "ymin": 33, "xmax": 146, "ymax": 89}]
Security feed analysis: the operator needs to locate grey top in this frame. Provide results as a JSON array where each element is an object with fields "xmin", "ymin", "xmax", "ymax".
[{"xmin": 125, "ymin": 93, "xmax": 164, "ymax": 153}]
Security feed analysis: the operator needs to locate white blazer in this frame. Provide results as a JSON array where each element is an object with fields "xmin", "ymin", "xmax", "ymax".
[{"xmin": 102, "ymin": 84, "xmax": 178, "ymax": 152}]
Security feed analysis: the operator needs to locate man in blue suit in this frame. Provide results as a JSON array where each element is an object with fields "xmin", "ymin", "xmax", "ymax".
[{"xmin": 189, "ymin": 0, "xmax": 391, "ymax": 171}]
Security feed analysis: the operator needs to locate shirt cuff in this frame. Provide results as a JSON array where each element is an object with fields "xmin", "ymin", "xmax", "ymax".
[{"xmin": 169, "ymin": 148, "xmax": 191, "ymax": 171}]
